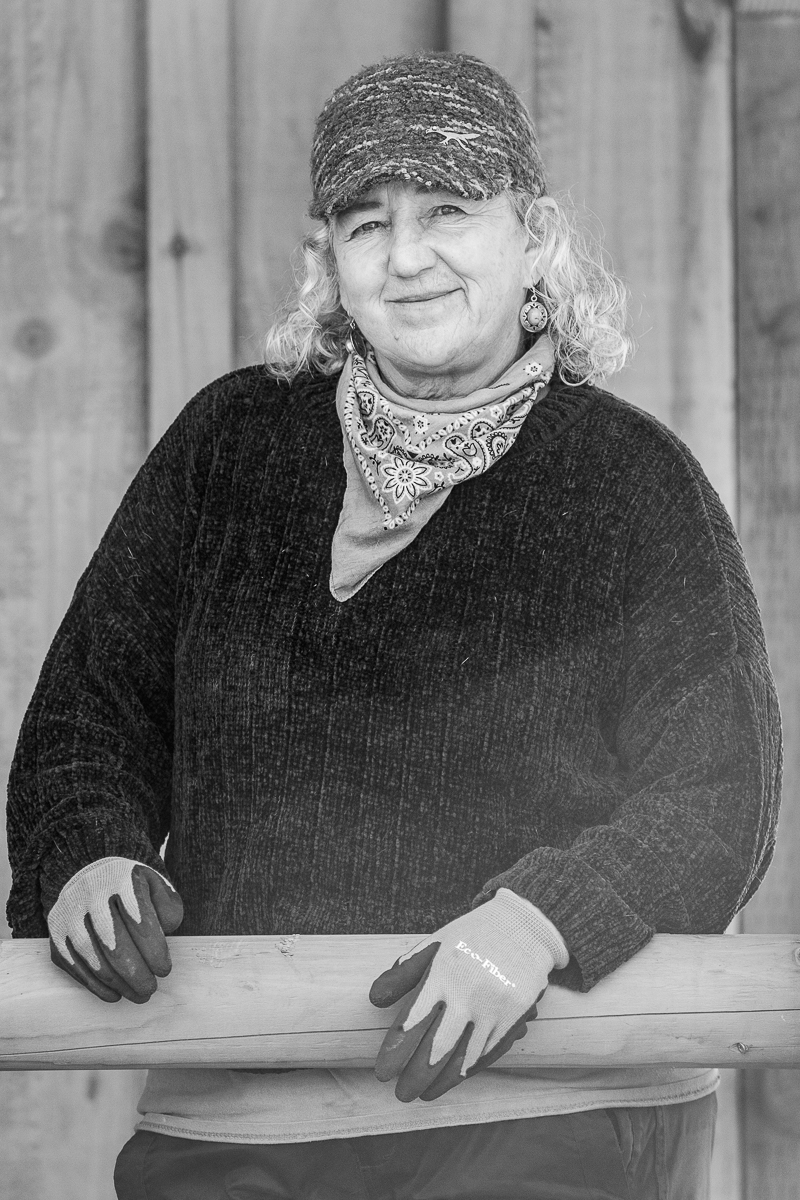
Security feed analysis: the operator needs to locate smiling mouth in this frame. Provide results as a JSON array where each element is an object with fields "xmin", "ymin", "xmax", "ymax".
[{"xmin": 389, "ymin": 290, "xmax": 458, "ymax": 304}]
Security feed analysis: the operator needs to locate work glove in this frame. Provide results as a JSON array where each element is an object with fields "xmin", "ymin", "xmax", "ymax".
[
  {"xmin": 46, "ymin": 856, "xmax": 184, "ymax": 1003},
  {"xmin": 369, "ymin": 887, "xmax": 569, "ymax": 1102}
]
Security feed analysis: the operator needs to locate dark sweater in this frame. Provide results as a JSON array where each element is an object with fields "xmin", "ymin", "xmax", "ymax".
[{"xmin": 6, "ymin": 367, "xmax": 782, "ymax": 991}]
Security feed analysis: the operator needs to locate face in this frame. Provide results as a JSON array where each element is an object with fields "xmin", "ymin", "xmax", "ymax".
[{"xmin": 331, "ymin": 180, "xmax": 539, "ymax": 401}]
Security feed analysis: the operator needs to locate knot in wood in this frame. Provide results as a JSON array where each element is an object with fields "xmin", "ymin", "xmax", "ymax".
[
  {"xmin": 734, "ymin": 1041, "xmax": 750, "ymax": 1055},
  {"xmin": 14, "ymin": 318, "xmax": 55, "ymax": 359},
  {"xmin": 675, "ymin": 0, "xmax": 717, "ymax": 61},
  {"xmin": 168, "ymin": 231, "xmax": 192, "ymax": 260},
  {"xmin": 102, "ymin": 218, "xmax": 145, "ymax": 273},
  {"xmin": 794, "ymin": 946, "xmax": 800, "ymax": 967}
]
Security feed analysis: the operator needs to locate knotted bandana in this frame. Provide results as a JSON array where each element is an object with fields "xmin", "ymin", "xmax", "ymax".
[{"xmin": 330, "ymin": 336, "xmax": 555, "ymax": 600}]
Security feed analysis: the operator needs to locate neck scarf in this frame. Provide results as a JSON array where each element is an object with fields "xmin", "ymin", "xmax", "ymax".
[{"xmin": 330, "ymin": 335, "xmax": 555, "ymax": 601}]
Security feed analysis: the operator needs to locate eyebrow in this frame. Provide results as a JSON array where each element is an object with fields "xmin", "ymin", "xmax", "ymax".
[{"xmin": 337, "ymin": 197, "xmax": 384, "ymax": 217}]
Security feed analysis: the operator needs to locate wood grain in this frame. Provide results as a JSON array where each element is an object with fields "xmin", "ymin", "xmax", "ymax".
[
  {"xmin": 147, "ymin": 0, "xmax": 234, "ymax": 445},
  {"xmin": 735, "ymin": 10, "xmax": 800, "ymax": 1200},
  {"xmin": 0, "ymin": 2, "xmax": 148, "ymax": 1194},
  {"xmin": 2, "ymin": 934, "xmax": 798, "ymax": 1071},
  {"xmin": 533, "ymin": 0, "xmax": 736, "ymax": 511},
  {"xmin": 447, "ymin": 0, "xmax": 537, "ymax": 102}
]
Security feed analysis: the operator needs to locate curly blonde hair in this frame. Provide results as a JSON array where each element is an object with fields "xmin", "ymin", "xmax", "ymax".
[{"xmin": 263, "ymin": 191, "xmax": 634, "ymax": 386}]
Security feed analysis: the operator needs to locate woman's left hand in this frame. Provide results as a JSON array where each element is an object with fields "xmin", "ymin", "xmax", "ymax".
[{"xmin": 368, "ymin": 888, "xmax": 569, "ymax": 1101}]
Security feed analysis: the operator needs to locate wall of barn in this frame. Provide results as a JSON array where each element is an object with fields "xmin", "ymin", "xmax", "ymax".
[{"xmin": 1, "ymin": 3, "xmax": 798, "ymax": 1196}]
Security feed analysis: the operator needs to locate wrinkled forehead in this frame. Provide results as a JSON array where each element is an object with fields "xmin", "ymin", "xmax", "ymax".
[{"xmin": 333, "ymin": 180, "xmax": 478, "ymax": 219}]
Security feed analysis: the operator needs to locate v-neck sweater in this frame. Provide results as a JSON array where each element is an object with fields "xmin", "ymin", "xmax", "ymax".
[{"xmin": 6, "ymin": 366, "xmax": 780, "ymax": 1139}]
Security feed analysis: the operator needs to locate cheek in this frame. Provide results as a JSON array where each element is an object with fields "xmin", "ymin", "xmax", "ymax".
[
  {"xmin": 484, "ymin": 254, "xmax": 529, "ymax": 317},
  {"xmin": 336, "ymin": 260, "xmax": 380, "ymax": 319}
]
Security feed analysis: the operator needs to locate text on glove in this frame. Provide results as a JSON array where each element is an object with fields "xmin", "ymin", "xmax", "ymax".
[{"xmin": 456, "ymin": 940, "xmax": 516, "ymax": 987}]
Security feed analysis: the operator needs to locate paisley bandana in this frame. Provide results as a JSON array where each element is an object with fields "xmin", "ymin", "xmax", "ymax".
[{"xmin": 330, "ymin": 335, "xmax": 555, "ymax": 600}]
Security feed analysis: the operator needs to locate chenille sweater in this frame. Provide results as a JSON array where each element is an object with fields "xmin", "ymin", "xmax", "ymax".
[{"xmin": 5, "ymin": 366, "xmax": 781, "ymax": 1137}]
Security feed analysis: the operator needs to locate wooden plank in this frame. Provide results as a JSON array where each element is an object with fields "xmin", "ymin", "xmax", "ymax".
[
  {"xmin": 0, "ymin": 1, "xmax": 149, "ymax": 1194},
  {"xmin": 446, "ymin": 0, "xmax": 537, "ymax": 102},
  {"xmin": 1, "ymin": 935, "xmax": 799, "ymax": 1071},
  {"xmin": 233, "ymin": 0, "xmax": 445, "ymax": 367},
  {"xmin": 147, "ymin": 0, "xmax": 234, "ymax": 446},
  {"xmin": 735, "ymin": 10, "xmax": 800, "ymax": 1200},
  {"xmin": 712, "ymin": 1069, "xmax": 744, "ymax": 1200},
  {"xmin": 533, "ymin": 0, "xmax": 735, "ymax": 511}
]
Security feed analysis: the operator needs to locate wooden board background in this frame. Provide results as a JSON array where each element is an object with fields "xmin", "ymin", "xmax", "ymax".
[{"xmin": 0, "ymin": 1, "xmax": 796, "ymax": 1196}]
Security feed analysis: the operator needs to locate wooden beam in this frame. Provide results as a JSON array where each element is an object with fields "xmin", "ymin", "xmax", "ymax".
[{"xmin": 1, "ymin": 935, "xmax": 798, "ymax": 1071}]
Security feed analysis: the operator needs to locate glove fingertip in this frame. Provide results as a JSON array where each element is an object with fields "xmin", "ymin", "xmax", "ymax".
[
  {"xmin": 374, "ymin": 1058, "xmax": 399, "ymax": 1083},
  {"xmin": 134, "ymin": 865, "xmax": 183, "ymax": 931},
  {"xmin": 368, "ymin": 964, "xmax": 403, "ymax": 1008},
  {"xmin": 151, "ymin": 955, "xmax": 173, "ymax": 980},
  {"xmin": 369, "ymin": 943, "xmax": 439, "ymax": 1008}
]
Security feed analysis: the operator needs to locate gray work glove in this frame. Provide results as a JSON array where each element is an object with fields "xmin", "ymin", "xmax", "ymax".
[
  {"xmin": 369, "ymin": 888, "xmax": 569, "ymax": 1101},
  {"xmin": 47, "ymin": 856, "xmax": 183, "ymax": 1003}
]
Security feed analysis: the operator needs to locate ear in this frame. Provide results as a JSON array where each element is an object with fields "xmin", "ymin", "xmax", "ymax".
[
  {"xmin": 519, "ymin": 198, "xmax": 545, "ymax": 286},
  {"xmin": 522, "ymin": 241, "xmax": 544, "ymax": 289}
]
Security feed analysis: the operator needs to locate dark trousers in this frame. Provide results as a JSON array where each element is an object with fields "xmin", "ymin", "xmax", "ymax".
[{"xmin": 115, "ymin": 1093, "xmax": 716, "ymax": 1200}]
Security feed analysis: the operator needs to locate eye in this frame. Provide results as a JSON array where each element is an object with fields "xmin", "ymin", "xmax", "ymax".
[
  {"xmin": 347, "ymin": 219, "xmax": 385, "ymax": 239},
  {"xmin": 431, "ymin": 204, "xmax": 466, "ymax": 217}
]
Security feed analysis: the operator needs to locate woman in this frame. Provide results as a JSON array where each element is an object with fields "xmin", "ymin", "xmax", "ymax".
[{"xmin": 6, "ymin": 52, "xmax": 780, "ymax": 1200}]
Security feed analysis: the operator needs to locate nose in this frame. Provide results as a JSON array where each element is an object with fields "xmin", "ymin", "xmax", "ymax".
[{"xmin": 386, "ymin": 214, "xmax": 438, "ymax": 277}]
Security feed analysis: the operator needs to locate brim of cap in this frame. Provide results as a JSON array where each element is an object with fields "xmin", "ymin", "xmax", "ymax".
[{"xmin": 310, "ymin": 160, "xmax": 512, "ymax": 220}]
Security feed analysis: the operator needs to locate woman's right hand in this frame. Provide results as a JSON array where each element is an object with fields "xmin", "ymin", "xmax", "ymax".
[{"xmin": 46, "ymin": 857, "xmax": 184, "ymax": 1003}]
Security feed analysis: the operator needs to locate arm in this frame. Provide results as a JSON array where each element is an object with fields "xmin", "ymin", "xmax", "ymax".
[
  {"xmin": 5, "ymin": 379, "xmax": 230, "ymax": 939},
  {"xmin": 474, "ymin": 435, "xmax": 782, "ymax": 991}
]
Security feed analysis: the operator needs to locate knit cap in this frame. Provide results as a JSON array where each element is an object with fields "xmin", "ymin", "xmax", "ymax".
[{"xmin": 309, "ymin": 51, "xmax": 546, "ymax": 219}]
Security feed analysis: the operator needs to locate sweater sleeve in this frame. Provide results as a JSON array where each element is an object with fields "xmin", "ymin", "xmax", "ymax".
[
  {"xmin": 5, "ymin": 376, "xmax": 238, "ymax": 937},
  {"xmin": 474, "ymin": 428, "xmax": 782, "ymax": 991}
]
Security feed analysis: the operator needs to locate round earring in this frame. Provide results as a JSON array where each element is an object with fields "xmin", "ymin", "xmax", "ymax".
[{"xmin": 519, "ymin": 292, "xmax": 549, "ymax": 335}]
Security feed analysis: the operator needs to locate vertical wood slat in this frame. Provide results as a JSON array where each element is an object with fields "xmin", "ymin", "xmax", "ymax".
[
  {"xmin": 0, "ymin": 0, "xmax": 147, "ymax": 913},
  {"xmin": 233, "ymin": 0, "xmax": 445, "ymax": 365},
  {"xmin": 447, "ymin": 0, "xmax": 537, "ymax": 103},
  {"xmin": 147, "ymin": 0, "xmax": 234, "ymax": 446},
  {"xmin": 0, "ymin": 0, "xmax": 148, "ymax": 1196},
  {"xmin": 532, "ymin": 0, "xmax": 736, "ymax": 513},
  {"xmin": 735, "ymin": 11, "xmax": 800, "ymax": 1200}
]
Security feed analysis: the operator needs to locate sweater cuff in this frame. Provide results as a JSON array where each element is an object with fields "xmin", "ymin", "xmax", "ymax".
[
  {"xmin": 474, "ymin": 850, "xmax": 654, "ymax": 992},
  {"xmin": 7, "ymin": 810, "xmax": 167, "ymax": 937},
  {"xmin": 493, "ymin": 887, "xmax": 570, "ymax": 969}
]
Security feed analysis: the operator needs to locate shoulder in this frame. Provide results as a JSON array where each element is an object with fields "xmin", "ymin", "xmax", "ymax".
[
  {"xmin": 564, "ymin": 383, "xmax": 697, "ymax": 465},
  {"xmin": 149, "ymin": 365, "xmax": 338, "ymax": 465},
  {"xmin": 548, "ymin": 383, "xmax": 746, "ymax": 592},
  {"xmin": 561, "ymin": 383, "xmax": 721, "ymax": 510},
  {"xmin": 175, "ymin": 364, "xmax": 337, "ymax": 433}
]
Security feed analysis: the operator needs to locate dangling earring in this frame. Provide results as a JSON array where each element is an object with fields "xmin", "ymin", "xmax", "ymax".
[
  {"xmin": 519, "ymin": 290, "xmax": 549, "ymax": 335},
  {"xmin": 345, "ymin": 317, "xmax": 369, "ymax": 358}
]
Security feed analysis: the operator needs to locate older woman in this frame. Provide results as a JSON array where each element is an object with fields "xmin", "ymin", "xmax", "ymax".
[{"xmin": 7, "ymin": 52, "xmax": 780, "ymax": 1200}]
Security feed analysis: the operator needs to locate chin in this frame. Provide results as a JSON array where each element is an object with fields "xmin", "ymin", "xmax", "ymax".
[{"xmin": 388, "ymin": 337, "xmax": 465, "ymax": 370}]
